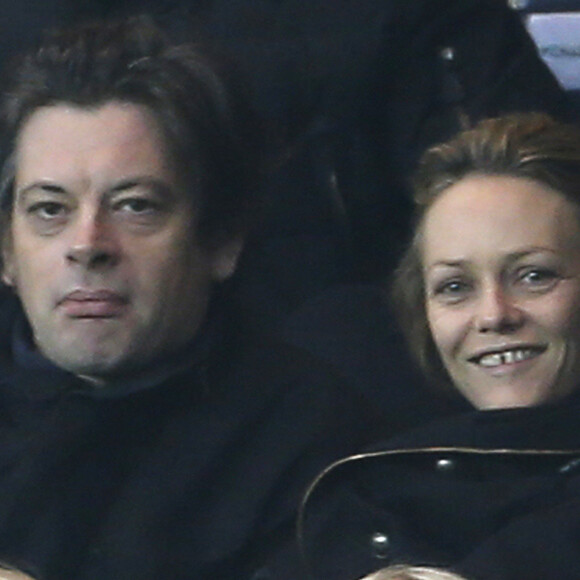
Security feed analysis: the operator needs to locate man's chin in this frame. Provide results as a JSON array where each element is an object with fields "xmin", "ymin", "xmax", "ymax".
[{"xmin": 41, "ymin": 348, "xmax": 132, "ymax": 385}]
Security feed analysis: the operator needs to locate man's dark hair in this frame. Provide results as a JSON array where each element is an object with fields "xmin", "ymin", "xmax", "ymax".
[{"xmin": 0, "ymin": 15, "xmax": 263, "ymax": 246}]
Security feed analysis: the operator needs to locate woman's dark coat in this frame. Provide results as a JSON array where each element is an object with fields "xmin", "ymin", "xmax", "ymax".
[{"xmin": 291, "ymin": 395, "xmax": 580, "ymax": 580}]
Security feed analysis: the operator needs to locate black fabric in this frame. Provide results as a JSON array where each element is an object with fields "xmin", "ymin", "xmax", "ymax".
[
  {"xmin": 347, "ymin": 0, "xmax": 574, "ymax": 280},
  {"xmin": 282, "ymin": 284, "xmax": 467, "ymax": 433},
  {"xmin": 0, "ymin": 291, "xmax": 379, "ymax": 579},
  {"xmin": 220, "ymin": 0, "xmax": 574, "ymax": 313},
  {"xmin": 276, "ymin": 391, "xmax": 580, "ymax": 580}
]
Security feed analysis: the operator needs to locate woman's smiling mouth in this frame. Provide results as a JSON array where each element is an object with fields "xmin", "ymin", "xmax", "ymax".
[{"xmin": 469, "ymin": 346, "xmax": 547, "ymax": 368}]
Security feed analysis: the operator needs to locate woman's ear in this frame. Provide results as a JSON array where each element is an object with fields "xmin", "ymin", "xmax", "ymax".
[{"xmin": 210, "ymin": 237, "xmax": 244, "ymax": 282}]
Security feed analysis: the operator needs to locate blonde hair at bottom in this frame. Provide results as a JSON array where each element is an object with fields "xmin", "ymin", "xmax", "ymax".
[{"xmin": 359, "ymin": 565, "xmax": 469, "ymax": 580}]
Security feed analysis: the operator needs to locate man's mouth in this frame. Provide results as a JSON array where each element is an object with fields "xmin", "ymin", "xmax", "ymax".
[
  {"xmin": 469, "ymin": 346, "xmax": 546, "ymax": 368},
  {"xmin": 58, "ymin": 290, "xmax": 128, "ymax": 318}
]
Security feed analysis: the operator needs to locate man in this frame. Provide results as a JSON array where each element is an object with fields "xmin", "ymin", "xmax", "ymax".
[{"xmin": 0, "ymin": 16, "xmax": 376, "ymax": 579}]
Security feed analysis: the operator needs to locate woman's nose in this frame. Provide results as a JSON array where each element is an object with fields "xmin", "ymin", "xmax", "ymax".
[{"xmin": 475, "ymin": 285, "xmax": 524, "ymax": 333}]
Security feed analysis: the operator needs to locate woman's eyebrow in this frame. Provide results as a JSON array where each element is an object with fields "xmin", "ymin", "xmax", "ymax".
[
  {"xmin": 426, "ymin": 259, "xmax": 468, "ymax": 271},
  {"xmin": 504, "ymin": 247, "xmax": 557, "ymax": 263}
]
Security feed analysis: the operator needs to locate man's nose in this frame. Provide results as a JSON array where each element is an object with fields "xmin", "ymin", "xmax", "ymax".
[
  {"xmin": 475, "ymin": 284, "xmax": 523, "ymax": 333},
  {"xmin": 65, "ymin": 210, "xmax": 120, "ymax": 270}
]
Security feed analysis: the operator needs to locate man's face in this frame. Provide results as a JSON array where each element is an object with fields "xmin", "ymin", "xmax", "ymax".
[{"xmin": 3, "ymin": 102, "xmax": 237, "ymax": 382}]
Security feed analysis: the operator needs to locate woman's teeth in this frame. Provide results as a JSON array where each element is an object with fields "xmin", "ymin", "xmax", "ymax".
[{"xmin": 477, "ymin": 349, "xmax": 538, "ymax": 367}]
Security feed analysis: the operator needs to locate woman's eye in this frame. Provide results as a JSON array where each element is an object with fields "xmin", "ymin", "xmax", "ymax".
[
  {"xmin": 517, "ymin": 268, "xmax": 559, "ymax": 290},
  {"xmin": 431, "ymin": 279, "xmax": 472, "ymax": 303}
]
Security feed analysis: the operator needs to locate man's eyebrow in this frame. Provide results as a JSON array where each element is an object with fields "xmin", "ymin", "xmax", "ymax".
[
  {"xmin": 16, "ymin": 177, "xmax": 177, "ymax": 200},
  {"xmin": 108, "ymin": 177, "xmax": 175, "ymax": 196},
  {"xmin": 15, "ymin": 182, "xmax": 67, "ymax": 201}
]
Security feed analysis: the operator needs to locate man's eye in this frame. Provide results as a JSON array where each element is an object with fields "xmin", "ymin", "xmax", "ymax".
[
  {"xmin": 116, "ymin": 198, "xmax": 160, "ymax": 214},
  {"xmin": 27, "ymin": 202, "xmax": 67, "ymax": 219}
]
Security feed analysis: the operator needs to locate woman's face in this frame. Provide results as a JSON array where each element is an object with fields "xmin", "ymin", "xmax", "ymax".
[{"xmin": 422, "ymin": 174, "xmax": 580, "ymax": 409}]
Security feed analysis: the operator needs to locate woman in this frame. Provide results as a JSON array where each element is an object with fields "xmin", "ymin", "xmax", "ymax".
[{"xmin": 286, "ymin": 113, "xmax": 580, "ymax": 580}]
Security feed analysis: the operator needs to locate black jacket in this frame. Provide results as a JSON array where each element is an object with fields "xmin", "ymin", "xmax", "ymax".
[
  {"xmin": 0, "ymin": 290, "xmax": 378, "ymax": 580},
  {"xmin": 284, "ymin": 393, "xmax": 580, "ymax": 580}
]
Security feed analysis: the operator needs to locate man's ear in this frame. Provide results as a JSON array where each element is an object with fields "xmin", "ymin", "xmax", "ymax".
[
  {"xmin": 0, "ymin": 172, "xmax": 16, "ymax": 288},
  {"xmin": 211, "ymin": 237, "xmax": 244, "ymax": 282},
  {"xmin": 1, "ymin": 225, "xmax": 16, "ymax": 288}
]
